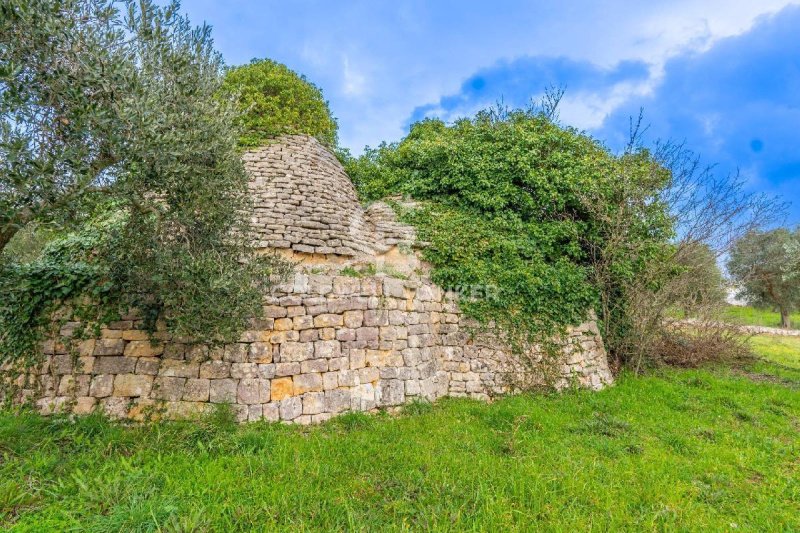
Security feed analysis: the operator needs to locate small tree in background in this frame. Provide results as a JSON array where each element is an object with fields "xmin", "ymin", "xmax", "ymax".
[
  {"xmin": 728, "ymin": 228, "xmax": 800, "ymax": 328},
  {"xmin": 219, "ymin": 58, "xmax": 338, "ymax": 148}
]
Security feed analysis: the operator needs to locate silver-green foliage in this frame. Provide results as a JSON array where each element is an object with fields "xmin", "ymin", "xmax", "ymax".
[
  {"xmin": 728, "ymin": 228, "xmax": 800, "ymax": 328},
  {"xmin": 0, "ymin": 0, "xmax": 283, "ymax": 364}
]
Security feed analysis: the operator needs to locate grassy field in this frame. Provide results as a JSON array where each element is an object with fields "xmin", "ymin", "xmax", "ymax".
[
  {"xmin": 1, "ymin": 339, "xmax": 799, "ymax": 531},
  {"xmin": 722, "ymin": 305, "xmax": 800, "ymax": 330}
]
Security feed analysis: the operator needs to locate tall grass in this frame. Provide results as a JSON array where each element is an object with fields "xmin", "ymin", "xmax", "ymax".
[{"xmin": 1, "ymin": 339, "xmax": 798, "ymax": 531}]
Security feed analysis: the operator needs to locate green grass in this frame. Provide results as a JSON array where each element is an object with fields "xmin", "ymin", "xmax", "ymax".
[
  {"xmin": 722, "ymin": 305, "xmax": 800, "ymax": 330},
  {"xmin": 2, "ymin": 340, "xmax": 799, "ymax": 531}
]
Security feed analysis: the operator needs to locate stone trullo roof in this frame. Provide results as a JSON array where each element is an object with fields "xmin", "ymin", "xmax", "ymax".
[{"xmin": 244, "ymin": 135, "xmax": 415, "ymax": 257}]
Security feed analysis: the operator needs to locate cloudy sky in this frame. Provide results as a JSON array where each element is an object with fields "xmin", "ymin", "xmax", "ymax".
[{"xmin": 178, "ymin": 0, "xmax": 800, "ymax": 223}]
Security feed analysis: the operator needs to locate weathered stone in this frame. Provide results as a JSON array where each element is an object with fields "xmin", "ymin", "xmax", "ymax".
[
  {"xmin": 314, "ymin": 340, "xmax": 341, "ymax": 359},
  {"xmin": 314, "ymin": 314, "xmax": 343, "ymax": 328},
  {"xmin": 209, "ymin": 379, "xmax": 237, "ymax": 403},
  {"xmin": 301, "ymin": 359, "xmax": 328, "ymax": 373},
  {"xmin": 279, "ymin": 396, "xmax": 302, "ymax": 421},
  {"xmin": 379, "ymin": 379, "xmax": 405, "ymax": 406},
  {"xmin": 293, "ymin": 373, "xmax": 322, "ymax": 394},
  {"xmin": 183, "ymin": 378, "xmax": 210, "ymax": 402},
  {"xmin": 199, "ymin": 360, "xmax": 231, "ymax": 379},
  {"xmin": 223, "ymin": 343, "xmax": 249, "ymax": 363},
  {"xmin": 94, "ymin": 338, "xmax": 125, "ymax": 356},
  {"xmin": 325, "ymin": 388, "xmax": 351, "ymax": 413},
  {"xmin": 292, "ymin": 315, "xmax": 314, "ymax": 330},
  {"xmin": 160, "ymin": 360, "xmax": 199, "ymax": 379},
  {"xmin": 90, "ymin": 374, "xmax": 114, "ymax": 398},
  {"xmin": 274, "ymin": 318, "xmax": 293, "ymax": 331},
  {"xmin": 72, "ymin": 396, "xmax": 97, "ymax": 415},
  {"xmin": 363, "ymin": 310, "xmax": 389, "ymax": 327},
  {"xmin": 136, "ymin": 357, "xmax": 161, "ymax": 375},
  {"xmin": 94, "ymin": 356, "xmax": 137, "ymax": 375},
  {"xmin": 248, "ymin": 342, "xmax": 273, "ymax": 363},
  {"xmin": 51, "ymin": 354, "xmax": 74, "ymax": 375},
  {"xmin": 122, "ymin": 329, "xmax": 149, "ymax": 341},
  {"xmin": 124, "ymin": 341, "xmax": 164, "ymax": 357},
  {"xmin": 263, "ymin": 402, "xmax": 280, "ymax": 422},
  {"xmin": 163, "ymin": 344, "xmax": 186, "ymax": 360},
  {"xmin": 231, "ymin": 362, "xmax": 259, "ymax": 379},
  {"xmin": 343, "ymin": 310, "xmax": 364, "ymax": 328},
  {"xmin": 271, "ymin": 377, "xmax": 294, "ymax": 401},
  {"xmin": 237, "ymin": 378, "xmax": 261, "ymax": 405},
  {"xmin": 113, "ymin": 374, "xmax": 153, "ymax": 397},
  {"xmin": 58, "ymin": 375, "xmax": 90, "ymax": 396},
  {"xmin": 152, "ymin": 376, "xmax": 186, "ymax": 401},
  {"xmin": 302, "ymin": 391, "xmax": 325, "ymax": 414},
  {"xmin": 275, "ymin": 362, "xmax": 300, "ymax": 376},
  {"xmin": 280, "ymin": 342, "xmax": 314, "ymax": 362},
  {"xmin": 356, "ymin": 327, "xmax": 379, "ymax": 342}
]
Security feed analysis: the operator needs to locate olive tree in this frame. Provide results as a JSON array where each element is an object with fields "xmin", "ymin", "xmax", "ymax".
[
  {"xmin": 728, "ymin": 228, "xmax": 800, "ymax": 328},
  {"xmin": 0, "ymin": 0, "xmax": 284, "ymax": 364}
]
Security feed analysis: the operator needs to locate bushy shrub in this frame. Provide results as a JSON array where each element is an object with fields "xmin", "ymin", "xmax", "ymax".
[
  {"xmin": 345, "ymin": 107, "xmax": 673, "ymax": 357},
  {"xmin": 220, "ymin": 59, "xmax": 338, "ymax": 148}
]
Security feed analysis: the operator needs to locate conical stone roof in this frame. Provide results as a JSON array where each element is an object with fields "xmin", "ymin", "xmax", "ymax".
[{"xmin": 244, "ymin": 135, "xmax": 414, "ymax": 257}]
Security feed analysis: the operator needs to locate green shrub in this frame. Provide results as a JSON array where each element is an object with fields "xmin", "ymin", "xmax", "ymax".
[
  {"xmin": 220, "ymin": 58, "xmax": 338, "ymax": 148},
  {"xmin": 345, "ymin": 107, "xmax": 672, "ymax": 355}
]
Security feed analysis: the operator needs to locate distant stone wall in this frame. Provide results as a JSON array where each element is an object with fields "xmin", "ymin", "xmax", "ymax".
[{"xmin": 2, "ymin": 271, "xmax": 613, "ymax": 424}]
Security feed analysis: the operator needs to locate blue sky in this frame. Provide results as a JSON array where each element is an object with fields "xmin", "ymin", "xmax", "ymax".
[{"xmin": 178, "ymin": 0, "xmax": 800, "ymax": 223}]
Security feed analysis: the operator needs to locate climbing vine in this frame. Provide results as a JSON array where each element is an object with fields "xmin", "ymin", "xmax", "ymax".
[{"xmin": 345, "ymin": 106, "xmax": 673, "ymax": 355}]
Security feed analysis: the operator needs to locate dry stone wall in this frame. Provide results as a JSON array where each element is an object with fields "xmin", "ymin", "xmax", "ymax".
[
  {"xmin": 1, "ymin": 135, "xmax": 614, "ymax": 423},
  {"xmin": 2, "ymin": 270, "xmax": 612, "ymax": 424}
]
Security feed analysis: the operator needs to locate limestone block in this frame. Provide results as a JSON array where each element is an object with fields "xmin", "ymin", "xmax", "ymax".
[
  {"xmin": 274, "ymin": 318, "xmax": 293, "ymax": 331},
  {"xmin": 258, "ymin": 363, "xmax": 276, "ymax": 379},
  {"xmin": 279, "ymin": 396, "xmax": 302, "ymax": 421},
  {"xmin": 152, "ymin": 376, "xmax": 186, "ymax": 401},
  {"xmin": 314, "ymin": 340, "xmax": 340, "ymax": 359},
  {"xmin": 363, "ymin": 310, "xmax": 389, "ymax": 327},
  {"xmin": 94, "ymin": 356, "xmax": 137, "ymax": 375},
  {"xmin": 223, "ymin": 343, "xmax": 249, "ymax": 363},
  {"xmin": 124, "ymin": 341, "xmax": 163, "ymax": 358},
  {"xmin": 209, "ymin": 379, "xmax": 237, "ymax": 404},
  {"xmin": 94, "ymin": 338, "xmax": 125, "ymax": 356},
  {"xmin": 248, "ymin": 342, "xmax": 273, "ymax": 364},
  {"xmin": 356, "ymin": 327, "xmax": 379, "ymax": 342},
  {"xmin": 270, "ymin": 377, "xmax": 294, "ymax": 401},
  {"xmin": 160, "ymin": 360, "xmax": 199, "ymax": 379},
  {"xmin": 199, "ymin": 361, "xmax": 231, "ymax": 379},
  {"xmin": 113, "ymin": 374, "xmax": 153, "ymax": 397},
  {"xmin": 51, "ymin": 354, "xmax": 73, "ymax": 375},
  {"xmin": 325, "ymin": 388, "xmax": 351, "ymax": 413},
  {"xmin": 101, "ymin": 397, "xmax": 130, "ymax": 418},
  {"xmin": 280, "ymin": 342, "xmax": 314, "ymax": 362},
  {"xmin": 90, "ymin": 374, "xmax": 114, "ymax": 398},
  {"xmin": 302, "ymin": 391, "xmax": 326, "ymax": 415},
  {"xmin": 183, "ymin": 378, "xmax": 210, "ymax": 402},
  {"xmin": 263, "ymin": 402, "xmax": 280, "ymax": 422},
  {"xmin": 292, "ymin": 315, "xmax": 314, "ymax": 330},
  {"xmin": 72, "ymin": 396, "xmax": 97, "ymax": 415},
  {"xmin": 122, "ymin": 330, "xmax": 149, "ymax": 341},
  {"xmin": 237, "ymin": 378, "xmax": 261, "ymax": 405},
  {"xmin": 301, "ymin": 359, "xmax": 328, "ymax": 373},
  {"xmin": 275, "ymin": 362, "xmax": 300, "ymax": 376},
  {"xmin": 314, "ymin": 314, "xmax": 343, "ymax": 328},
  {"xmin": 57, "ymin": 375, "xmax": 90, "ymax": 396},
  {"xmin": 293, "ymin": 373, "xmax": 322, "ymax": 394},
  {"xmin": 163, "ymin": 344, "xmax": 186, "ymax": 360},
  {"xmin": 343, "ymin": 310, "xmax": 364, "ymax": 328},
  {"xmin": 231, "ymin": 362, "xmax": 259, "ymax": 379}
]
